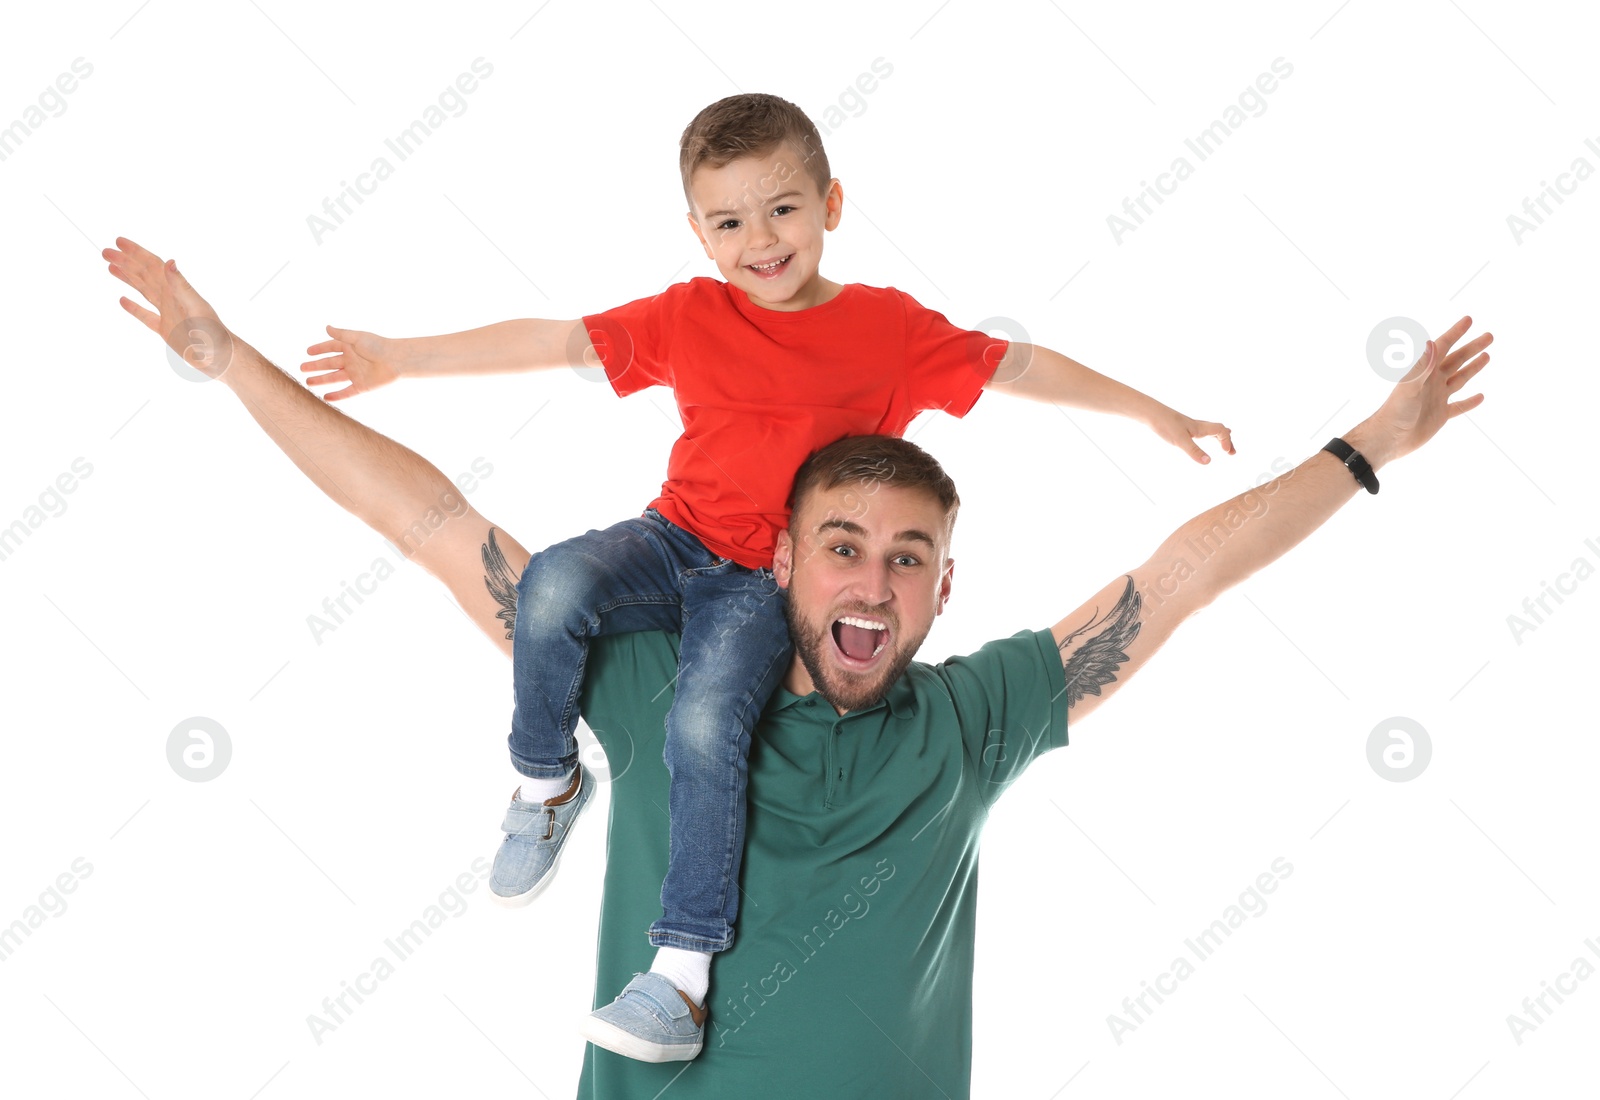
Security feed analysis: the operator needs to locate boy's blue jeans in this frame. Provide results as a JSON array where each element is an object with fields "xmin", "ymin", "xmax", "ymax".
[{"xmin": 508, "ymin": 508, "xmax": 791, "ymax": 953}]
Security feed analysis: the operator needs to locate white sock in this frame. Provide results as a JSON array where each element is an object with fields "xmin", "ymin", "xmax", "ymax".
[
  {"xmin": 516, "ymin": 768, "xmax": 573, "ymax": 804},
  {"xmin": 649, "ymin": 946, "xmax": 712, "ymax": 1005}
]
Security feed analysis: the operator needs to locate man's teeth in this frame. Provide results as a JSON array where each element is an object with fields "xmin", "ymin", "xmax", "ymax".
[{"xmin": 838, "ymin": 615, "xmax": 885, "ymax": 630}]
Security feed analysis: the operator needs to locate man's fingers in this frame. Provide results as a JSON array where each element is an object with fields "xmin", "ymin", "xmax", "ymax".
[
  {"xmin": 115, "ymin": 235, "xmax": 154, "ymax": 259},
  {"xmin": 303, "ymin": 368, "xmax": 345, "ymax": 387},
  {"xmin": 1444, "ymin": 331, "xmax": 1493, "ymax": 372},
  {"xmin": 105, "ymin": 261, "xmax": 139, "ymax": 293},
  {"xmin": 1432, "ymin": 315, "xmax": 1472, "ymax": 357},
  {"xmin": 118, "ymin": 295, "xmax": 159, "ymax": 333},
  {"xmin": 1448, "ymin": 353, "xmax": 1489, "ymax": 391},
  {"xmin": 1446, "ymin": 393, "xmax": 1485, "ymax": 419},
  {"xmin": 306, "ymin": 339, "xmax": 342, "ymax": 356}
]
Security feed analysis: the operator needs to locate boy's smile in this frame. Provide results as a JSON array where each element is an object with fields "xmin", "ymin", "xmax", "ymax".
[{"xmin": 686, "ymin": 144, "xmax": 844, "ymax": 312}]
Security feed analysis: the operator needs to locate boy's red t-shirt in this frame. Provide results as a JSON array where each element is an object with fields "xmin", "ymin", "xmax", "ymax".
[{"xmin": 582, "ymin": 278, "xmax": 1006, "ymax": 569}]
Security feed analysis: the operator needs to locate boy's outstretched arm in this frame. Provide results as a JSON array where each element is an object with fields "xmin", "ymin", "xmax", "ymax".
[
  {"xmin": 983, "ymin": 342, "xmax": 1235, "ymax": 464},
  {"xmin": 300, "ymin": 316, "xmax": 591, "ymax": 401}
]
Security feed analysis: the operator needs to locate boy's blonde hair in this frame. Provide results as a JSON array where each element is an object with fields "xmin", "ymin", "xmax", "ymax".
[{"xmin": 679, "ymin": 93, "xmax": 832, "ymax": 208}]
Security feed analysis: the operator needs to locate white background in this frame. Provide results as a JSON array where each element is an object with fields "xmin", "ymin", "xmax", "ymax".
[{"xmin": 2, "ymin": 1, "xmax": 1595, "ymax": 1097}]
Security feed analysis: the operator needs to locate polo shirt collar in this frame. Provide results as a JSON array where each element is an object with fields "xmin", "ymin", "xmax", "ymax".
[{"xmin": 771, "ymin": 671, "xmax": 919, "ymax": 721}]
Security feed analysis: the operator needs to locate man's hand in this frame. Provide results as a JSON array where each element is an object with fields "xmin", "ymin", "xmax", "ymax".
[
  {"xmin": 301, "ymin": 327, "xmax": 408, "ymax": 401},
  {"xmin": 102, "ymin": 236, "xmax": 235, "ymax": 378},
  {"xmin": 1047, "ymin": 314, "xmax": 1493, "ymax": 728},
  {"xmin": 1347, "ymin": 315, "xmax": 1491, "ymax": 469},
  {"xmin": 1146, "ymin": 406, "xmax": 1236, "ymax": 465}
]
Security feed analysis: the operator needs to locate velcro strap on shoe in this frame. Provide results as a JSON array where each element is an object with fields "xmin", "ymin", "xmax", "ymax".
[
  {"xmin": 625, "ymin": 973, "xmax": 698, "ymax": 1025},
  {"xmin": 501, "ymin": 801, "xmax": 555, "ymax": 839}
]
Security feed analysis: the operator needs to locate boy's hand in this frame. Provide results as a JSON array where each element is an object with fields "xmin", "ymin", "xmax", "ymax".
[
  {"xmin": 301, "ymin": 326, "xmax": 407, "ymax": 401},
  {"xmin": 1148, "ymin": 407, "xmax": 1235, "ymax": 465}
]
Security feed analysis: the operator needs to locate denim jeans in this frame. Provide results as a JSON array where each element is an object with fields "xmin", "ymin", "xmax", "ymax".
[{"xmin": 509, "ymin": 509, "xmax": 792, "ymax": 952}]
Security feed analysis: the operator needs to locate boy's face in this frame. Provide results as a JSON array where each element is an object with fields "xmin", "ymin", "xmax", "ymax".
[{"xmin": 685, "ymin": 144, "xmax": 843, "ymax": 312}]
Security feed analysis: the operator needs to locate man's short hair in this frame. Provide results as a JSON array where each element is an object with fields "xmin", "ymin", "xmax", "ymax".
[
  {"xmin": 679, "ymin": 93, "xmax": 832, "ymax": 207},
  {"xmin": 788, "ymin": 435, "xmax": 960, "ymax": 536}
]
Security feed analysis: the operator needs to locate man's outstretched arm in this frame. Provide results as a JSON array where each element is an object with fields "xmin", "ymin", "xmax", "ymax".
[
  {"xmin": 1049, "ymin": 317, "xmax": 1492, "ymax": 725},
  {"xmin": 104, "ymin": 237, "xmax": 532, "ymax": 657}
]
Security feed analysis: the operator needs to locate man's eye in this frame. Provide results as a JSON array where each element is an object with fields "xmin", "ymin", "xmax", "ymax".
[
  {"xmin": 831, "ymin": 545, "xmax": 855, "ymax": 557},
  {"xmin": 895, "ymin": 555, "xmax": 921, "ymax": 567}
]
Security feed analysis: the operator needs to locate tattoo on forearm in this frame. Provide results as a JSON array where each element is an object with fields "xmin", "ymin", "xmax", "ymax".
[
  {"xmin": 1058, "ymin": 576, "xmax": 1142, "ymax": 708},
  {"xmin": 481, "ymin": 528, "xmax": 519, "ymax": 639}
]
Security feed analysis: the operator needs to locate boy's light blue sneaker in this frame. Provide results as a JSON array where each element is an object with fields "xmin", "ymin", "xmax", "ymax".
[
  {"xmin": 578, "ymin": 972, "xmax": 708, "ymax": 1062},
  {"xmin": 488, "ymin": 764, "xmax": 593, "ymax": 907}
]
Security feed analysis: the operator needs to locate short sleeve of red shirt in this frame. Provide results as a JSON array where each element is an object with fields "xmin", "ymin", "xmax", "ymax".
[
  {"xmin": 896, "ymin": 289, "xmax": 1008, "ymax": 420},
  {"xmin": 582, "ymin": 279, "xmax": 706, "ymax": 398}
]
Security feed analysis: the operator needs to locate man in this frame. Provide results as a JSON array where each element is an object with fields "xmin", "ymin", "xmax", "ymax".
[{"xmin": 104, "ymin": 237, "xmax": 1491, "ymax": 1097}]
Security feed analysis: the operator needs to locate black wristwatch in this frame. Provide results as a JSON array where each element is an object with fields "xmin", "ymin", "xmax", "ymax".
[{"xmin": 1322, "ymin": 437, "xmax": 1379, "ymax": 494}]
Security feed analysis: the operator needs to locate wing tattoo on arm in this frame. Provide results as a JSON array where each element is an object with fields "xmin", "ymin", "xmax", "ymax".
[
  {"xmin": 1058, "ymin": 576, "xmax": 1142, "ymax": 708},
  {"xmin": 481, "ymin": 527, "xmax": 519, "ymax": 640}
]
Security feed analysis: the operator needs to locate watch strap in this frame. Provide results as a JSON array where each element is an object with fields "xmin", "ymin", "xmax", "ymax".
[{"xmin": 1322, "ymin": 437, "xmax": 1379, "ymax": 494}]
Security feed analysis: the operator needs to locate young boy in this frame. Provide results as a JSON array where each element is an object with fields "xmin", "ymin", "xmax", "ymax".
[{"xmin": 301, "ymin": 93, "xmax": 1234, "ymax": 1062}]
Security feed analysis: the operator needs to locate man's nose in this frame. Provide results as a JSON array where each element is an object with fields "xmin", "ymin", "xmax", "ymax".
[{"xmin": 847, "ymin": 560, "xmax": 893, "ymax": 606}]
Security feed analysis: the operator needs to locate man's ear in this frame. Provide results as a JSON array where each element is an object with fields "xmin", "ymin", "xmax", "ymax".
[
  {"xmin": 935, "ymin": 556, "xmax": 954, "ymax": 615},
  {"xmin": 823, "ymin": 179, "xmax": 844, "ymax": 232},
  {"xmin": 686, "ymin": 211, "xmax": 715, "ymax": 260},
  {"xmin": 773, "ymin": 529, "xmax": 794, "ymax": 589}
]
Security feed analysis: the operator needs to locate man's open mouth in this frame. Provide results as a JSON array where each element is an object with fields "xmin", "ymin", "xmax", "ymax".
[{"xmin": 831, "ymin": 615, "xmax": 888, "ymax": 665}]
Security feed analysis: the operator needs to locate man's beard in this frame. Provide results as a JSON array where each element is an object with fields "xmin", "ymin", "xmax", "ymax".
[{"xmin": 784, "ymin": 597, "xmax": 924, "ymax": 712}]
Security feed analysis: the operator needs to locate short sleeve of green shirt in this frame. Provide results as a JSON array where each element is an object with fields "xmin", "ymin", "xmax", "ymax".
[{"xmin": 928, "ymin": 627, "xmax": 1071, "ymax": 805}]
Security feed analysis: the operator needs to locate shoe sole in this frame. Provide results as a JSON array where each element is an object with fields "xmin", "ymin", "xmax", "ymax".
[
  {"xmin": 577, "ymin": 1012, "xmax": 702, "ymax": 1063},
  {"xmin": 487, "ymin": 786, "xmax": 593, "ymax": 910}
]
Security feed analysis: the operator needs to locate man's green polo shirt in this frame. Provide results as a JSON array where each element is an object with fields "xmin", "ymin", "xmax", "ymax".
[{"xmin": 574, "ymin": 625, "xmax": 1070, "ymax": 1099}]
